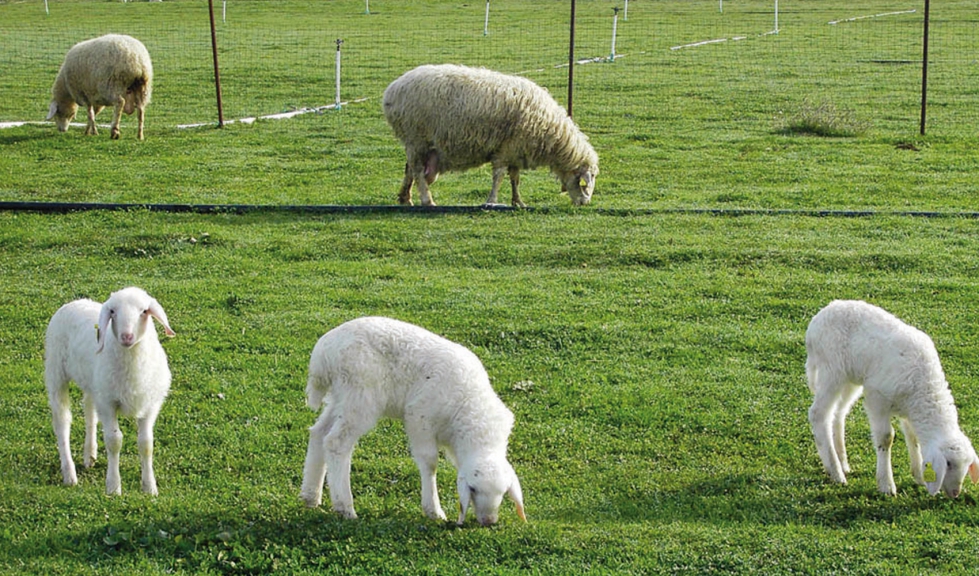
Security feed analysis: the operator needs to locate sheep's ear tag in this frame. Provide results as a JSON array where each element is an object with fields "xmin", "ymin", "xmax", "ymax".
[
  {"xmin": 924, "ymin": 462, "xmax": 937, "ymax": 483},
  {"xmin": 94, "ymin": 323, "xmax": 100, "ymax": 342}
]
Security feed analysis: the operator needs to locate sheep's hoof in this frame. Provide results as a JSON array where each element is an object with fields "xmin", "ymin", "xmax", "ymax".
[
  {"xmin": 333, "ymin": 506, "xmax": 358, "ymax": 520},
  {"xmin": 110, "ymin": 131, "xmax": 120, "ymax": 140}
]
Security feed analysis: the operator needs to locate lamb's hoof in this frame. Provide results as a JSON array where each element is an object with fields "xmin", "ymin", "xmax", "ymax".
[
  {"xmin": 299, "ymin": 492, "xmax": 322, "ymax": 508},
  {"xmin": 423, "ymin": 507, "xmax": 447, "ymax": 522},
  {"xmin": 110, "ymin": 131, "xmax": 120, "ymax": 140},
  {"xmin": 333, "ymin": 506, "xmax": 358, "ymax": 520}
]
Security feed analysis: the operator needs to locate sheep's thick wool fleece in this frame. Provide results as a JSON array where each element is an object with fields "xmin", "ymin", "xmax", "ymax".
[{"xmin": 382, "ymin": 64, "xmax": 596, "ymax": 174}]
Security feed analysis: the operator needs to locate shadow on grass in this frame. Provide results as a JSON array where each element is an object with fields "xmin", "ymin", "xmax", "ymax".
[{"xmin": 594, "ymin": 472, "xmax": 978, "ymax": 528}]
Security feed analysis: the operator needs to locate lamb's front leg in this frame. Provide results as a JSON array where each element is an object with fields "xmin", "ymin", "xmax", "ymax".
[
  {"xmin": 866, "ymin": 400, "xmax": 897, "ymax": 495},
  {"xmin": 83, "ymin": 393, "xmax": 99, "ymax": 468},
  {"xmin": 408, "ymin": 434, "xmax": 447, "ymax": 521},
  {"xmin": 900, "ymin": 419, "xmax": 925, "ymax": 485},
  {"xmin": 100, "ymin": 409, "xmax": 123, "ymax": 495},
  {"xmin": 137, "ymin": 409, "xmax": 161, "ymax": 495}
]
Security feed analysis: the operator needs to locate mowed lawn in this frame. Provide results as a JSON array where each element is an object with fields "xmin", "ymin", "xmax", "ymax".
[{"xmin": 2, "ymin": 0, "xmax": 979, "ymax": 574}]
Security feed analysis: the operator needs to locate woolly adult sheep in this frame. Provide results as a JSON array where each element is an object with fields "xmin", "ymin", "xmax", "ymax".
[
  {"xmin": 805, "ymin": 300, "xmax": 979, "ymax": 497},
  {"xmin": 45, "ymin": 287, "xmax": 175, "ymax": 495},
  {"xmin": 48, "ymin": 34, "xmax": 153, "ymax": 140},
  {"xmin": 382, "ymin": 64, "xmax": 599, "ymax": 207},
  {"xmin": 300, "ymin": 316, "xmax": 526, "ymax": 526}
]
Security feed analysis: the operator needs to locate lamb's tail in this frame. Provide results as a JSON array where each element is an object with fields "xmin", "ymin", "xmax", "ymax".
[{"xmin": 305, "ymin": 371, "xmax": 331, "ymax": 410}]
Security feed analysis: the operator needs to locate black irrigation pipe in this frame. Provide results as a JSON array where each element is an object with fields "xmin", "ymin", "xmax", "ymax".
[{"xmin": 4, "ymin": 201, "xmax": 979, "ymax": 220}]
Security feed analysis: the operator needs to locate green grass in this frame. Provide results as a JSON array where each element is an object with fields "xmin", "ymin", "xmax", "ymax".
[
  {"xmin": 3, "ymin": 211, "xmax": 979, "ymax": 574},
  {"xmin": 3, "ymin": 0, "xmax": 979, "ymax": 573}
]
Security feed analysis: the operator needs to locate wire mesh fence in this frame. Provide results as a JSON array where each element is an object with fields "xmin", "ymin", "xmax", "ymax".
[{"xmin": 0, "ymin": 0, "xmax": 976, "ymax": 136}]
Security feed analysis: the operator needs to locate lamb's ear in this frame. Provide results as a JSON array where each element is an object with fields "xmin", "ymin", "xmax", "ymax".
[
  {"xmin": 96, "ymin": 305, "xmax": 112, "ymax": 354},
  {"xmin": 456, "ymin": 474, "xmax": 470, "ymax": 526},
  {"xmin": 47, "ymin": 102, "xmax": 58, "ymax": 121},
  {"xmin": 926, "ymin": 451, "xmax": 948, "ymax": 496},
  {"xmin": 507, "ymin": 467, "xmax": 527, "ymax": 522},
  {"xmin": 969, "ymin": 460, "xmax": 979, "ymax": 484},
  {"xmin": 147, "ymin": 299, "xmax": 175, "ymax": 337}
]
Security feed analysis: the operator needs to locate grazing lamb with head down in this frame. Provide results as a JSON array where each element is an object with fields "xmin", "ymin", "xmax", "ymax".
[
  {"xmin": 382, "ymin": 64, "xmax": 599, "ymax": 207},
  {"xmin": 805, "ymin": 299, "xmax": 979, "ymax": 497},
  {"xmin": 48, "ymin": 34, "xmax": 153, "ymax": 140},
  {"xmin": 300, "ymin": 316, "xmax": 526, "ymax": 526},
  {"xmin": 45, "ymin": 287, "xmax": 174, "ymax": 495}
]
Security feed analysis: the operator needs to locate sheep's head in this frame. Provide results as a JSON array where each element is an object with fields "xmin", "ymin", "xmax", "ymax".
[
  {"xmin": 47, "ymin": 101, "xmax": 77, "ymax": 132},
  {"xmin": 97, "ymin": 287, "xmax": 175, "ymax": 353},
  {"xmin": 924, "ymin": 436, "xmax": 979, "ymax": 498},
  {"xmin": 560, "ymin": 165, "xmax": 598, "ymax": 206},
  {"xmin": 456, "ymin": 458, "xmax": 526, "ymax": 527}
]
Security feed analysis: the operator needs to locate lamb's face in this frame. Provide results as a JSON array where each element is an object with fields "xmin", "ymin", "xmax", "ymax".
[
  {"xmin": 562, "ymin": 167, "xmax": 597, "ymax": 206},
  {"xmin": 925, "ymin": 440, "xmax": 979, "ymax": 498},
  {"xmin": 97, "ymin": 287, "xmax": 175, "ymax": 353},
  {"xmin": 456, "ymin": 459, "xmax": 526, "ymax": 526},
  {"xmin": 47, "ymin": 101, "xmax": 76, "ymax": 132}
]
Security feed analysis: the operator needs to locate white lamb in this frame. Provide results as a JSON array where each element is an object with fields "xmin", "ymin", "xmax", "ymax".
[
  {"xmin": 300, "ymin": 316, "xmax": 526, "ymax": 526},
  {"xmin": 382, "ymin": 64, "xmax": 599, "ymax": 207},
  {"xmin": 48, "ymin": 34, "xmax": 153, "ymax": 140},
  {"xmin": 805, "ymin": 299, "xmax": 979, "ymax": 497},
  {"xmin": 44, "ymin": 287, "xmax": 175, "ymax": 495}
]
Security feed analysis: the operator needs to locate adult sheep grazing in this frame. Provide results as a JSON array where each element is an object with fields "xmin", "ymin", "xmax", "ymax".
[
  {"xmin": 45, "ymin": 287, "xmax": 175, "ymax": 495},
  {"xmin": 805, "ymin": 300, "xmax": 979, "ymax": 497},
  {"xmin": 300, "ymin": 316, "xmax": 526, "ymax": 526},
  {"xmin": 383, "ymin": 64, "xmax": 599, "ymax": 207},
  {"xmin": 48, "ymin": 34, "xmax": 153, "ymax": 140}
]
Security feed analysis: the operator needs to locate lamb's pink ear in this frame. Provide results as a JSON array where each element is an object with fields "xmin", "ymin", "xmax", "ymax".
[
  {"xmin": 47, "ymin": 102, "xmax": 58, "ymax": 121},
  {"xmin": 96, "ymin": 305, "xmax": 112, "ymax": 354},
  {"xmin": 926, "ymin": 452, "xmax": 948, "ymax": 496},
  {"xmin": 969, "ymin": 461, "xmax": 979, "ymax": 484},
  {"xmin": 456, "ymin": 474, "xmax": 470, "ymax": 526},
  {"xmin": 147, "ymin": 299, "xmax": 175, "ymax": 337},
  {"xmin": 508, "ymin": 468, "xmax": 527, "ymax": 522}
]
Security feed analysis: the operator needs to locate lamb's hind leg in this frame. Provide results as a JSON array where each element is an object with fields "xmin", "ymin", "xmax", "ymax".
[
  {"xmin": 47, "ymin": 378, "xmax": 78, "ymax": 486},
  {"xmin": 322, "ymin": 413, "xmax": 379, "ymax": 519},
  {"xmin": 807, "ymin": 369, "xmax": 848, "ymax": 484},
  {"xmin": 833, "ymin": 383, "xmax": 862, "ymax": 475},
  {"xmin": 300, "ymin": 406, "xmax": 337, "ymax": 508}
]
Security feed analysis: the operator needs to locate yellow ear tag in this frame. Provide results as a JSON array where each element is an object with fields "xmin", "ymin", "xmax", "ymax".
[
  {"xmin": 94, "ymin": 324, "xmax": 100, "ymax": 342},
  {"xmin": 924, "ymin": 463, "xmax": 937, "ymax": 483}
]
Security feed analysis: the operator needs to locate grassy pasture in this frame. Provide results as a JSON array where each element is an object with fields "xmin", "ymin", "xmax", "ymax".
[{"xmin": 2, "ymin": 0, "xmax": 979, "ymax": 574}]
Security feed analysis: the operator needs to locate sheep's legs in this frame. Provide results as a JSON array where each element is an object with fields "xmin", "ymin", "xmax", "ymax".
[
  {"xmin": 808, "ymin": 387, "xmax": 848, "ymax": 484},
  {"xmin": 833, "ymin": 383, "xmax": 862, "ymax": 474},
  {"xmin": 486, "ymin": 165, "xmax": 507, "ymax": 205},
  {"xmin": 137, "ymin": 409, "xmax": 160, "ymax": 495},
  {"xmin": 397, "ymin": 163, "xmax": 414, "ymax": 205},
  {"xmin": 136, "ymin": 107, "xmax": 145, "ymax": 141},
  {"xmin": 110, "ymin": 101, "xmax": 124, "ymax": 140},
  {"xmin": 406, "ymin": 424, "xmax": 446, "ymax": 521},
  {"xmin": 85, "ymin": 106, "xmax": 99, "ymax": 135},
  {"xmin": 865, "ymin": 394, "xmax": 898, "ymax": 495},
  {"xmin": 900, "ymin": 419, "xmax": 925, "ymax": 485},
  {"xmin": 323, "ymin": 416, "xmax": 377, "ymax": 519},
  {"xmin": 47, "ymin": 380, "xmax": 78, "ymax": 486},
  {"xmin": 82, "ymin": 393, "xmax": 99, "ymax": 468},
  {"xmin": 100, "ymin": 409, "xmax": 124, "ymax": 495},
  {"xmin": 300, "ymin": 409, "xmax": 336, "ymax": 508},
  {"xmin": 509, "ymin": 167, "xmax": 526, "ymax": 207}
]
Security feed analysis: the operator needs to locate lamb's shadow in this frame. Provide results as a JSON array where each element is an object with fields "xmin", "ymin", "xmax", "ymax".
[{"xmin": 561, "ymin": 472, "xmax": 973, "ymax": 529}]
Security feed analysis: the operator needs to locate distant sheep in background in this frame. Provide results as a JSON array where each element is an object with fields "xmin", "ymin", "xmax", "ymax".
[
  {"xmin": 383, "ymin": 64, "xmax": 599, "ymax": 207},
  {"xmin": 45, "ymin": 287, "xmax": 175, "ymax": 495},
  {"xmin": 48, "ymin": 34, "xmax": 153, "ymax": 140},
  {"xmin": 805, "ymin": 299, "xmax": 979, "ymax": 497},
  {"xmin": 300, "ymin": 316, "xmax": 526, "ymax": 526}
]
